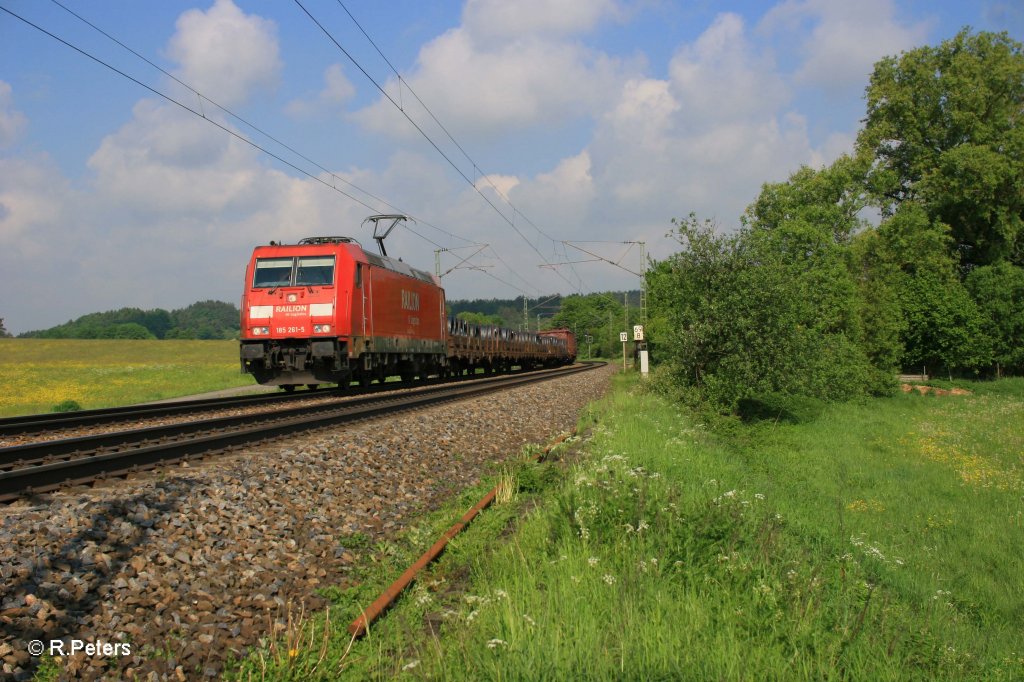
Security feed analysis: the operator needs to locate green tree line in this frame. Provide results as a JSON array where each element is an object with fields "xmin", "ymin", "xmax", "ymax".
[
  {"xmin": 648, "ymin": 29, "xmax": 1023, "ymax": 411},
  {"xmin": 17, "ymin": 301, "xmax": 241, "ymax": 340},
  {"xmin": 449, "ymin": 292, "xmax": 641, "ymax": 340}
]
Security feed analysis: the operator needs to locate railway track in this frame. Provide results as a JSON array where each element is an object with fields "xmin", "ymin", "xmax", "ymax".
[
  {"xmin": 0, "ymin": 370, "xmax": 524, "ymax": 439},
  {"xmin": 0, "ymin": 363, "xmax": 601, "ymax": 503}
]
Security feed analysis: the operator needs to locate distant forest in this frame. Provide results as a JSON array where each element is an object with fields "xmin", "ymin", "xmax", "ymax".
[
  {"xmin": 9, "ymin": 292, "xmax": 642, "ymax": 342},
  {"xmin": 17, "ymin": 301, "xmax": 240, "ymax": 340},
  {"xmin": 449, "ymin": 291, "xmax": 641, "ymax": 331}
]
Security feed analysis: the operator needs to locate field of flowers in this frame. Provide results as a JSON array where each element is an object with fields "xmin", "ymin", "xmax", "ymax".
[
  {"xmin": 229, "ymin": 374, "xmax": 1024, "ymax": 680},
  {"xmin": 0, "ymin": 339, "xmax": 257, "ymax": 416}
]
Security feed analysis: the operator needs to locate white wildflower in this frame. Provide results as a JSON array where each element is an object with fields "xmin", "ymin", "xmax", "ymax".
[
  {"xmin": 603, "ymin": 574, "xmax": 616, "ymax": 585},
  {"xmin": 487, "ymin": 639, "xmax": 507, "ymax": 649},
  {"xmin": 402, "ymin": 660, "xmax": 420, "ymax": 671}
]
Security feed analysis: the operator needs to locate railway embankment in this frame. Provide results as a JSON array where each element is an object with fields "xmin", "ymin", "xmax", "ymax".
[
  {"xmin": 235, "ymin": 373, "xmax": 1024, "ymax": 680},
  {"xmin": 0, "ymin": 365, "xmax": 612, "ymax": 681}
]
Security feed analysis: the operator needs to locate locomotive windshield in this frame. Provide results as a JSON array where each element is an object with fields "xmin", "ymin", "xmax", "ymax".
[
  {"xmin": 252, "ymin": 256, "xmax": 336, "ymax": 288},
  {"xmin": 295, "ymin": 256, "xmax": 335, "ymax": 286},
  {"xmin": 253, "ymin": 258, "xmax": 293, "ymax": 288}
]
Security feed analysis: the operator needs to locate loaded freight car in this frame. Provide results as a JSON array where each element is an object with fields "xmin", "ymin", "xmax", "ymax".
[
  {"xmin": 239, "ymin": 234, "xmax": 447, "ymax": 390},
  {"xmin": 539, "ymin": 327, "xmax": 577, "ymax": 365}
]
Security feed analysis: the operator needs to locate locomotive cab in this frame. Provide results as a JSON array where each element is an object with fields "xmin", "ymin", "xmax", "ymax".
[{"xmin": 240, "ymin": 237, "xmax": 357, "ymax": 386}]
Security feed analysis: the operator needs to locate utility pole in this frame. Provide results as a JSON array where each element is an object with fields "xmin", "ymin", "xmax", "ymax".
[
  {"xmin": 639, "ymin": 241, "xmax": 647, "ymax": 328},
  {"xmin": 624, "ymin": 292, "xmax": 628, "ymax": 333},
  {"xmin": 523, "ymin": 296, "xmax": 528, "ymax": 331}
]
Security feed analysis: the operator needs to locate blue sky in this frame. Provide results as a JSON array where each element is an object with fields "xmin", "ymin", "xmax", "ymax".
[{"xmin": 0, "ymin": 0, "xmax": 1020, "ymax": 333}]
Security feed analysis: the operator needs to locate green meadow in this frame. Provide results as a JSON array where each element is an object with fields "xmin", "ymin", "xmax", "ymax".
[
  {"xmin": 230, "ymin": 373, "xmax": 1024, "ymax": 680},
  {"xmin": 0, "ymin": 339, "xmax": 255, "ymax": 416}
]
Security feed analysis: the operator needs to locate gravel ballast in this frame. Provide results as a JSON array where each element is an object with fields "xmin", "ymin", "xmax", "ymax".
[{"xmin": 0, "ymin": 365, "xmax": 612, "ymax": 680}]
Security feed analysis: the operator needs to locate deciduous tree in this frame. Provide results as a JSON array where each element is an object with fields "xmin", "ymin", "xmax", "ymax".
[{"xmin": 858, "ymin": 29, "xmax": 1024, "ymax": 268}]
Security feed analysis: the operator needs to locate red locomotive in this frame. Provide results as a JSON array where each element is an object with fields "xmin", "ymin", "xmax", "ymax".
[{"xmin": 239, "ymin": 216, "xmax": 575, "ymax": 389}]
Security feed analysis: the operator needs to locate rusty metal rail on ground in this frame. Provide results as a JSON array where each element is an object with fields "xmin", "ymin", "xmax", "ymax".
[{"xmin": 347, "ymin": 429, "xmax": 577, "ymax": 638}]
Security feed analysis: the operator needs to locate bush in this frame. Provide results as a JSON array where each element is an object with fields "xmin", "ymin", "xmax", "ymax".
[
  {"xmin": 647, "ymin": 210, "xmax": 879, "ymax": 412},
  {"xmin": 51, "ymin": 399, "xmax": 82, "ymax": 413}
]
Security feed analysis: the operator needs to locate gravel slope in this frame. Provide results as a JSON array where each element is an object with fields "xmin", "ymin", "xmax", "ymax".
[{"xmin": 0, "ymin": 365, "xmax": 612, "ymax": 680}]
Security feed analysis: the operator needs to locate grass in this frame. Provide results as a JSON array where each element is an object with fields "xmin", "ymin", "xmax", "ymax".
[
  {"xmin": 228, "ymin": 372, "xmax": 1024, "ymax": 680},
  {"xmin": 0, "ymin": 338, "xmax": 256, "ymax": 416}
]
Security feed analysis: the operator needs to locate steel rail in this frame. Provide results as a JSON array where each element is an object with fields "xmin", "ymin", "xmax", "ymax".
[
  {"xmin": 0, "ymin": 367, "xmax": 581, "ymax": 468},
  {"xmin": 0, "ymin": 369, "xmax": 518, "ymax": 437},
  {"xmin": 0, "ymin": 363, "xmax": 600, "ymax": 502}
]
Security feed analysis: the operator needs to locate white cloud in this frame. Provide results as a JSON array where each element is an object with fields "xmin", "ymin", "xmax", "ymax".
[
  {"xmin": 0, "ymin": 154, "xmax": 71, "ymax": 249},
  {"xmin": 760, "ymin": 0, "xmax": 930, "ymax": 92},
  {"xmin": 475, "ymin": 173, "xmax": 520, "ymax": 198},
  {"xmin": 286, "ymin": 64, "xmax": 356, "ymax": 119},
  {"xmin": 0, "ymin": 81, "xmax": 27, "ymax": 148},
  {"xmin": 166, "ymin": 0, "xmax": 281, "ymax": 107},
  {"xmin": 585, "ymin": 12, "xmax": 828, "ymax": 231},
  {"xmin": 86, "ymin": 99, "xmax": 267, "ymax": 215},
  {"xmin": 669, "ymin": 13, "xmax": 788, "ymax": 127},
  {"xmin": 355, "ymin": 27, "xmax": 627, "ymax": 137},
  {"xmin": 353, "ymin": 0, "xmax": 633, "ymax": 138},
  {"xmin": 462, "ymin": 0, "xmax": 620, "ymax": 41}
]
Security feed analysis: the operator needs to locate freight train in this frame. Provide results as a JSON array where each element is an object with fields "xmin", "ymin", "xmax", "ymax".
[{"xmin": 239, "ymin": 219, "xmax": 576, "ymax": 390}]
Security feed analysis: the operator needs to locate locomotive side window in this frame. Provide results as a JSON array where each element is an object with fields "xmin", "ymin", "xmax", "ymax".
[
  {"xmin": 253, "ymin": 258, "xmax": 293, "ymax": 288},
  {"xmin": 355, "ymin": 263, "xmax": 362, "ymax": 288},
  {"xmin": 295, "ymin": 256, "xmax": 335, "ymax": 286}
]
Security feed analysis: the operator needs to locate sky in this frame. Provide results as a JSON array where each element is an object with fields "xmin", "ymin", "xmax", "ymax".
[{"xmin": 0, "ymin": 0, "xmax": 1021, "ymax": 334}]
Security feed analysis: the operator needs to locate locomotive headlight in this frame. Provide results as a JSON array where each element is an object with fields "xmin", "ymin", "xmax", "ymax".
[
  {"xmin": 251, "ymin": 326, "xmax": 270, "ymax": 336},
  {"xmin": 314, "ymin": 324, "xmax": 331, "ymax": 334}
]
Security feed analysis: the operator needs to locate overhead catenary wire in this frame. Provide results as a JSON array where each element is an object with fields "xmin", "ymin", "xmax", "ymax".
[
  {"xmin": 334, "ymin": 0, "xmax": 554, "ymax": 245},
  {"xmin": 26, "ymin": 0, "xmax": 533, "ymax": 294},
  {"xmin": 294, "ymin": 0, "xmax": 586, "ymax": 296},
  {"xmin": 10, "ymin": 2, "xmax": 633, "ymax": 306},
  {"xmin": 0, "ymin": 4, "xmax": 451, "ymax": 236},
  {"xmin": 334, "ymin": 0, "xmax": 584, "ymax": 284},
  {"xmin": 42, "ymin": 0, "xmax": 479, "ymax": 250}
]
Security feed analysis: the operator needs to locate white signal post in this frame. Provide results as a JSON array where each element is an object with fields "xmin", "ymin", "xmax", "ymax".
[
  {"xmin": 633, "ymin": 325, "xmax": 649, "ymax": 377},
  {"xmin": 619, "ymin": 331, "xmax": 628, "ymax": 370}
]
